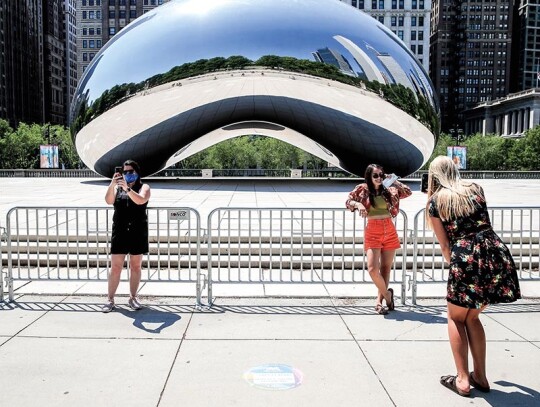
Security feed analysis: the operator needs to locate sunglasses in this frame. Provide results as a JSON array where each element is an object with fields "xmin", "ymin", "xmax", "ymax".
[
  {"xmin": 372, "ymin": 173, "xmax": 386, "ymax": 179},
  {"xmin": 123, "ymin": 169, "xmax": 135, "ymax": 174}
]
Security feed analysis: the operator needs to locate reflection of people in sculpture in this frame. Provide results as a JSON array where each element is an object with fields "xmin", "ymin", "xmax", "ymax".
[{"xmin": 346, "ymin": 164, "xmax": 411, "ymax": 315}]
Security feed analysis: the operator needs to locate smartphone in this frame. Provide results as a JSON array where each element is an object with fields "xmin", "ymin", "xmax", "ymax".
[
  {"xmin": 114, "ymin": 166, "xmax": 122, "ymax": 175},
  {"xmin": 382, "ymin": 173, "xmax": 399, "ymax": 188},
  {"xmin": 421, "ymin": 173, "xmax": 429, "ymax": 193}
]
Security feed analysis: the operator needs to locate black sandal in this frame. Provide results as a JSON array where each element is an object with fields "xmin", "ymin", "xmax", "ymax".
[
  {"xmin": 387, "ymin": 288, "xmax": 395, "ymax": 311},
  {"xmin": 440, "ymin": 375, "xmax": 470, "ymax": 397},
  {"xmin": 469, "ymin": 372, "xmax": 490, "ymax": 393},
  {"xmin": 375, "ymin": 304, "xmax": 389, "ymax": 315}
]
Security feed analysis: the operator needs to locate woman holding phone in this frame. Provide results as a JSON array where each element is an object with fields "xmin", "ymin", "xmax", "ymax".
[
  {"xmin": 426, "ymin": 156, "xmax": 520, "ymax": 397},
  {"xmin": 102, "ymin": 160, "xmax": 151, "ymax": 312},
  {"xmin": 346, "ymin": 164, "xmax": 411, "ymax": 314}
]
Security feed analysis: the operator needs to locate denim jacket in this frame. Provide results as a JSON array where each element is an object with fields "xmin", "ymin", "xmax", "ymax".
[{"xmin": 346, "ymin": 181, "xmax": 411, "ymax": 218}]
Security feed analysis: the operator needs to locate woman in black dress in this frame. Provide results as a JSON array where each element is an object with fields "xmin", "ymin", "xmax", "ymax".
[
  {"xmin": 103, "ymin": 160, "xmax": 151, "ymax": 312},
  {"xmin": 426, "ymin": 156, "xmax": 521, "ymax": 397}
]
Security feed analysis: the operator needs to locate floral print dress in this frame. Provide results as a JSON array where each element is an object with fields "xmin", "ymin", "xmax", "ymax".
[{"xmin": 428, "ymin": 189, "xmax": 521, "ymax": 309}]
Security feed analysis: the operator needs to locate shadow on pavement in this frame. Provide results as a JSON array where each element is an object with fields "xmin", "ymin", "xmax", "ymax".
[
  {"xmin": 115, "ymin": 306, "xmax": 182, "ymax": 334},
  {"xmin": 478, "ymin": 380, "xmax": 540, "ymax": 407}
]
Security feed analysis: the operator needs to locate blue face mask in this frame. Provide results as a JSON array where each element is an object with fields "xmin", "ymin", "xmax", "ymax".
[{"xmin": 124, "ymin": 173, "xmax": 138, "ymax": 184}]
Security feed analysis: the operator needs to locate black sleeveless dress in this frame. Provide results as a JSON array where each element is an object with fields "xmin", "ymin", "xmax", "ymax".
[{"xmin": 110, "ymin": 184, "xmax": 149, "ymax": 255}]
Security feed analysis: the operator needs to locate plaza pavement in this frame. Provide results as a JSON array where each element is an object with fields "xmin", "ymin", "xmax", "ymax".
[{"xmin": 1, "ymin": 177, "xmax": 539, "ymax": 406}]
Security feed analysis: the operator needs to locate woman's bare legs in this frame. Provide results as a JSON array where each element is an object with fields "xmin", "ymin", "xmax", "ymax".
[
  {"xmin": 129, "ymin": 254, "xmax": 143, "ymax": 298},
  {"xmin": 446, "ymin": 303, "xmax": 472, "ymax": 394},
  {"xmin": 367, "ymin": 248, "xmax": 393, "ymax": 307},
  {"xmin": 380, "ymin": 249, "xmax": 395, "ymax": 307},
  {"xmin": 108, "ymin": 254, "xmax": 126, "ymax": 302},
  {"xmin": 465, "ymin": 306, "xmax": 489, "ymax": 389}
]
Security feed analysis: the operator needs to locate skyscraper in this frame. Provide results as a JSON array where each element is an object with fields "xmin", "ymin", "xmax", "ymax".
[
  {"xmin": 513, "ymin": 0, "xmax": 540, "ymax": 91},
  {"xmin": 430, "ymin": 0, "xmax": 513, "ymax": 131},
  {"xmin": 0, "ymin": 1, "xmax": 45, "ymax": 126}
]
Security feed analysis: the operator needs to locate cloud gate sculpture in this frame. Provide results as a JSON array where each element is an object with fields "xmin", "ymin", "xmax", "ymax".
[{"xmin": 70, "ymin": 0, "xmax": 439, "ymax": 178}]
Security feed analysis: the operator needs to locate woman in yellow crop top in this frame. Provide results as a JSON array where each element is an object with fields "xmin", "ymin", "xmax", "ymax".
[{"xmin": 346, "ymin": 164, "xmax": 412, "ymax": 314}]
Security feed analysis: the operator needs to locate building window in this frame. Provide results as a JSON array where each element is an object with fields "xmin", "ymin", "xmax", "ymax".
[
  {"xmin": 398, "ymin": 16, "xmax": 404, "ymax": 26},
  {"xmin": 89, "ymin": 40, "xmax": 95, "ymax": 48},
  {"xmin": 378, "ymin": 15, "xmax": 384, "ymax": 23},
  {"xmin": 399, "ymin": 0, "xmax": 404, "ymax": 9},
  {"xmin": 97, "ymin": 40, "xmax": 102, "ymax": 47},
  {"xmin": 371, "ymin": 0, "xmax": 377, "ymax": 9},
  {"xmin": 391, "ymin": 0, "xmax": 397, "ymax": 9},
  {"xmin": 82, "ymin": 40, "xmax": 87, "ymax": 48},
  {"xmin": 109, "ymin": 10, "xmax": 115, "ymax": 18},
  {"xmin": 411, "ymin": 31, "xmax": 416, "ymax": 41},
  {"xmin": 398, "ymin": 30, "xmax": 404, "ymax": 40},
  {"xmin": 83, "ymin": 53, "xmax": 88, "ymax": 61},
  {"xmin": 130, "ymin": 9, "xmax": 136, "ymax": 18},
  {"xmin": 109, "ymin": 27, "xmax": 116, "ymax": 35},
  {"xmin": 391, "ymin": 16, "xmax": 396, "ymax": 26},
  {"xmin": 418, "ymin": 31, "xmax": 424, "ymax": 41},
  {"xmin": 411, "ymin": 16, "xmax": 416, "ymax": 26},
  {"xmin": 119, "ymin": 10, "xmax": 126, "ymax": 19},
  {"xmin": 418, "ymin": 45, "xmax": 423, "ymax": 54},
  {"xmin": 419, "ymin": 16, "xmax": 424, "ymax": 26},
  {"xmin": 412, "ymin": 0, "xmax": 417, "ymax": 9},
  {"xmin": 379, "ymin": 0, "xmax": 384, "ymax": 9},
  {"xmin": 89, "ymin": 28, "xmax": 94, "ymax": 35}
]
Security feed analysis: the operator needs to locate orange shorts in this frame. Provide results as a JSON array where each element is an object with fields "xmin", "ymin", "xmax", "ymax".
[{"xmin": 364, "ymin": 217, "xmax": 401, "ymax": 251}]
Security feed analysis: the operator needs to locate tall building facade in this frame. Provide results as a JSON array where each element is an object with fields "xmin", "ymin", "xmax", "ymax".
[
  {"xmin": 76, "ymin": 0, "xmax": 170, "ymax": 80},
  {"xmin": 341, "ymin": 0, "xmax": 431, "ymax": 72},
  {"xmin": 430, "ymin": 0, "xmax": 514, "ymax": 132},
  {"xmin": 64, "ymin": 0, "xmax": 78, "ymax": 122},
  {"xmin": 0, "ymin": 1, "xmax": 45, "ymax": 126},
  {"xmin": 513, "ymin": 0, "xmax": 540, "ymax": 91}
]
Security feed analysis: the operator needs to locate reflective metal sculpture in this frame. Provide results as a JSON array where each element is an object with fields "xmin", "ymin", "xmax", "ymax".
[{"xmin": 70, "ymin": 0, "xmax": 439, "ymax": 177}]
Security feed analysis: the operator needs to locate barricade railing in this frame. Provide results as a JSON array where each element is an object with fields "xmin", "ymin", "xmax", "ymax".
[
  {"xmin": 411, "ymin": 206, "xmax": 540, "ymax": 304},
  {"xmin": 205, "ymin": 208, "xmax": 408, "ymax": 305},
  {"xmin": 4, "ymin": 207, "xmax": 202, "ymax": 303},
  {"xmin": 3, "ymin": 205, "xmax": 538, "ymax": 305},
  {"xmin": 0, "ymin": 226, "xmax": 6, "ymax": 301}
]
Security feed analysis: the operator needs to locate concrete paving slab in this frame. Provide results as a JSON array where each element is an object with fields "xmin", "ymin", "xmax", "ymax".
[
  {"xmin": 487, "ymin": 310, "xmax": 540, "ymax": 342},
  {"xmin": 16, "ymin": 295, "xmax": 193, "ymax": 339},
  {"xmin": 189, "ymin": 298, "xmax": 351, "ymax": 340},
  {"xmin": 0, "ymin": 295, "xmax": 64, "ymax": 335},
  {"xmin": 361, "ymin": 340, "xmax": 540, "ymax": 407},
  {"xmin": 0, "ymin": 336, "xmax": 179, "ymax": 407},
  {"xmin": 159, "ymin": 340, "xmax": 393, "ymax": 407}
]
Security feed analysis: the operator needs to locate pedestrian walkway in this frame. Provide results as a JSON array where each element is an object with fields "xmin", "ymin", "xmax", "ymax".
[
  {"xmin": 1, "ymin": 295, "xmax": 539, "ymax": 406},
  {"xmin": 1, "ymin": 178, "xmax": 539, "ymax": 406}
]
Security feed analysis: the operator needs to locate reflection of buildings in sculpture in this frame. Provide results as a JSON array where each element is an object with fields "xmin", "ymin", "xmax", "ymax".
[
  {"xmin": 70, "ymin": 0, "xmax": 439, "ymax": 178},
  {"xmin": 333, "ymin": 35, "xmax": 386, "ymax": 83},
  {"xmin": 377, "ymin": 53, "xmax": 414, "ymax": 91},
  {"xmin": 312, "ymin": 47, "xmax": 356, "ymax": 77}
]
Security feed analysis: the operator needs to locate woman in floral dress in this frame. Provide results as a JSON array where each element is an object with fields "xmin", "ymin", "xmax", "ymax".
[{"xmin": 426, "ymin": 156, "xmax": 521, "ymax": 397}]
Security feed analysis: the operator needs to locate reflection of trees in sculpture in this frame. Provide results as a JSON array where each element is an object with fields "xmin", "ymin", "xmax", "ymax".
[{"xmin": 72, "ymin": 55, "xmax": 439, "ymax": 136}]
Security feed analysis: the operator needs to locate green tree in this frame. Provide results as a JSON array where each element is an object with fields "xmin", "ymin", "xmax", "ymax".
[
  {"xmin": 0, "ymin": 123, "xmax": 44, "ymax": 168},
  {"xmin": 462, "ymin": 134, "xmax": 510, "ymax": 170}
]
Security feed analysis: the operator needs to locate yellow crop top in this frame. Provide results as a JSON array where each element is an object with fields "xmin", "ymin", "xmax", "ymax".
[{"xmin": 368, "ymin": 195, "xmax": 390, "ymax": 217}]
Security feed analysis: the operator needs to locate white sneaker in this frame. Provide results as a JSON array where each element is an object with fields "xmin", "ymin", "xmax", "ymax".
[
  {"xmin": 102, "ymin": 300, "xmax": 115, "ymax": 313},
  {"xmin": 128, "ymin": 297, "xmax": 143, "ymax": 310}
]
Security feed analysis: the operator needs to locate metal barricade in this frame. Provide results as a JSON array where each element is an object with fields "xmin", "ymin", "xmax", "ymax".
[
  {"xmin": 5, "ymin": 207, "xmax": 202, "ymax": 303},
  {"xmin": 206, "ymin": 208, "xmax": 408, "ymax": 305},
  {"xmin": 411, "ymin": 206, "xmax": 540, "ymax": 304},
  {"xmin": 0, "ymin": 226, "xmax": 6, "ymax": 301}
]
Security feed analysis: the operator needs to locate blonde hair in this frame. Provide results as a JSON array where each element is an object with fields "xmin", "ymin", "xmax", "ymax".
[{"xmin": 426, "ymin": 156, "xmax": 483, "ymax": 227}]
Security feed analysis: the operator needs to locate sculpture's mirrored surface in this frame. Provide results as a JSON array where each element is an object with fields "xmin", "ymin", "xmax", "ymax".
[{"xmin": 70, "ymin": 0, "xmax": 439, "ymax": 177}]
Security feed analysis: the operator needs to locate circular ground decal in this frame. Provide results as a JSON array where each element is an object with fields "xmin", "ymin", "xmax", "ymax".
[{"xmin": 244, "ymin": 364, "xmax": 303, "ymax": 390}]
